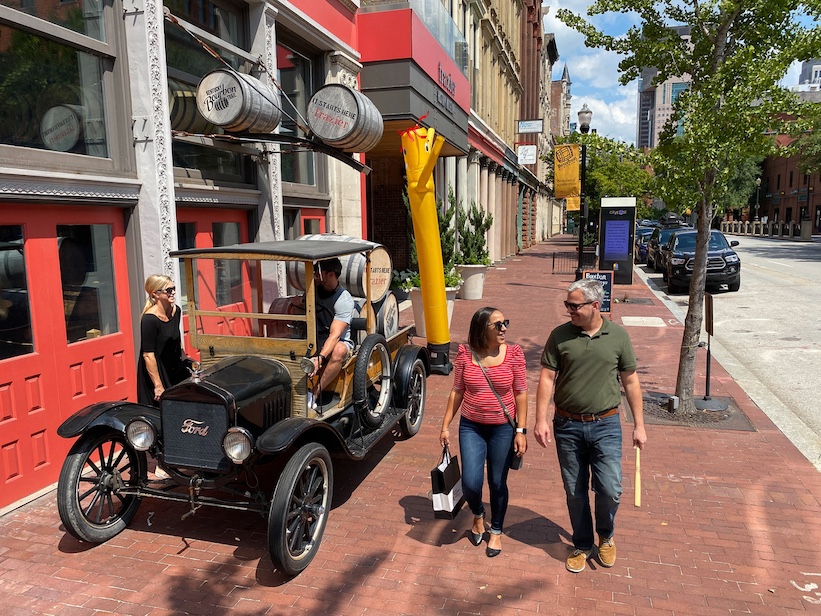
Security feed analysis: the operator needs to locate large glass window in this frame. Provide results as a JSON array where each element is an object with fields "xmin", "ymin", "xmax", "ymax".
[
  {"xmin": 0, "ymin": 226, "xmax": 33, "ymax": 360},
  {"xmin": 164, "ymin": 0, "xmax": 257, "ymax": 186},
  {"xmin": 277, "ymin": 39, "xmax": 316, "ymax": 186},
  {"xmin": 0, "ymin": 23, "xmax": 108, "ymax": 157},
  {"xmin": 57, "ymin": 224, "xmax": 118, "ymax": 343},
  {"xmin": 2, "ymin": 0, "xmax": 106, "ymax": 41}
]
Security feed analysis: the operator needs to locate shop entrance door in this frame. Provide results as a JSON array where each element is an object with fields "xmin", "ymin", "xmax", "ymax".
[{"xmin": 0, "ymin": 206, "xmax": 133, "ymax": 510}]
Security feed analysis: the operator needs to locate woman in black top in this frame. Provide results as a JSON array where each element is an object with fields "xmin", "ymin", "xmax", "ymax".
[{"xmin": 137, "ymin": 274, "xmax": 189, "ymax": 406}]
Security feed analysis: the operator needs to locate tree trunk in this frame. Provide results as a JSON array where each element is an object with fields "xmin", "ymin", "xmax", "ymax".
[{"xmin": 674, "ymin": 199, "xmax": 713, "ymax": 413}]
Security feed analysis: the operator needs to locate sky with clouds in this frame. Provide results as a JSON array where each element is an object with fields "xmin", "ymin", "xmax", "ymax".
[{"xmin": 542, "ymin": 0, "xmax": 804, "ymax": 146}]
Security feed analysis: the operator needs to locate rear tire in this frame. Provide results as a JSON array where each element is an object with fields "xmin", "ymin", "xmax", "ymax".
[
  {"xmin": 268, "ymin": 443, "xmax": 333, "ymax": 576},
  {"xmin": 398, "ymin": 358, "xmax": 426, "ymax": 438},
  {"xmin": 57, "ymin": 430, "xmax": 146, "ymax": 544},
  {"xmin": 354, "ymin": 334, "xmax": 393, "ymax": 429}
]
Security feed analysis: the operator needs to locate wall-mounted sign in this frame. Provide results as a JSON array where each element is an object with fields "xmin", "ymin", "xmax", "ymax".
[
  {"xmin": 517, "ymin": 119, "xmax": 544, "ymax": 134},
  {"xmin": 438, "ymin": 62, "xmax": 456, "ymax": 95},
  {"xmin": 307, "ymin": 84, "xmax": 384, "ymax": 152},
  {"xmin": 517, "ymin": 145, "xmax": 537, "ymax": 165},
  {"xmin": 197, "ymin": 69, "xmax": 281, "ymax": 133}
]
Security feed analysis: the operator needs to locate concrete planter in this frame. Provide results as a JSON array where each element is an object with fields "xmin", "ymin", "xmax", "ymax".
[
  {"xmin": 455, "ymin": 264, "xmax": 488, "ymax": 300},
  {"xmin": 409, "ymin": 287, "xmax": 459, "ymax": 338}
]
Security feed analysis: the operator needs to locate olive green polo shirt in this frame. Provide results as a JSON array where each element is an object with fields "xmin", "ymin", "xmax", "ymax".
[{"xmin": 541, "ymin": 318, "xmax": 637, "ymax": 415}]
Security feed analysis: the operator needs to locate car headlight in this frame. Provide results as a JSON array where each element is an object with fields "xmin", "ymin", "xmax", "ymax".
[
  {"xmin": 671, "ymin": 257, "xmax": 686, "ymax": 265},
  {"xmin": 223, "ymin": 427, "xmax": 255, "ymax": 464},
  {"xmin": 126, "ymin": 418, "xmax": 156, "ymax": 451},
  {"xmin": 725, "ymin": 254, "xmax": 739, "ymax": 263}
]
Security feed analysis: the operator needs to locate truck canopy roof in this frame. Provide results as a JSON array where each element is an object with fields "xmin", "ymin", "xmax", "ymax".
[{"xmin": 171, "ymin": 239, "xmax": 376, "ymax": 261}]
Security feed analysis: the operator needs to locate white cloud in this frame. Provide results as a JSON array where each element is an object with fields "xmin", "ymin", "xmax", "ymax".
[{"xmin": 543, "ymin": 1, "xmax": 639, "ymax": 144}]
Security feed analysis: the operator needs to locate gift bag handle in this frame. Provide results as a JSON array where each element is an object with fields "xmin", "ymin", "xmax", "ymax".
[{"xmin": 440, "ymin": 444, "xmax": 453, "ymax": 465}]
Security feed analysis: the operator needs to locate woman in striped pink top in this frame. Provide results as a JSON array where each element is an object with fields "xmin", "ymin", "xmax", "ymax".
[{"xmin": 440, "ymin": 306, "xmax": 528, "ymax": 557}]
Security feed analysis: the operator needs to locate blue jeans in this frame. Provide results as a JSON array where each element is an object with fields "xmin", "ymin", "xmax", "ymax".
[
  {"xmin": 458, "ymin": 417, "xmax": 514, "ymax": 533},
  {"xmin": 553, "ymin": 413, "xmax": 623, "ymax": 550}
]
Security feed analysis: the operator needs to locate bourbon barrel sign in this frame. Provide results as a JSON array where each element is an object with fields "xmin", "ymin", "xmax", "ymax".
[{"xmin": 306, "ymin": 84, "xmax": 383, "ymax": 153}]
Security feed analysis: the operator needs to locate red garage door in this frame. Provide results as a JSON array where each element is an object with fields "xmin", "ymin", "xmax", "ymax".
[{"xmin": 0, "ymin": 205, "xmax": 134, "ymax": 510}]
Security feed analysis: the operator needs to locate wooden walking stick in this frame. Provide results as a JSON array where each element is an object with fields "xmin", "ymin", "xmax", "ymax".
[{"xmin": 634, "ymin": 447, "xmax": 642, "ymax": 507}]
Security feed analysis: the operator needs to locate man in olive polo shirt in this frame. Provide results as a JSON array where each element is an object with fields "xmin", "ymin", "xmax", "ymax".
[{"xmin": 534, "ymin": 279, "xmax": 646, "ymax": 573}]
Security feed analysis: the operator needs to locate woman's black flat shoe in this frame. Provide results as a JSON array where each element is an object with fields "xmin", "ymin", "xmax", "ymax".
[
  {"xmin": 486, "ymin": 546, "xmax": 501, "ymax": 558},
  {"xmin": 469, "ymin": 531, "xmax": 484, "ymax": 546}
]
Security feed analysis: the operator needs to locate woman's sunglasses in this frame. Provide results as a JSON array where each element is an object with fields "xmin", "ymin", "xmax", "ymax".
[{"xmin": 488, "ymin": 319, "xmax": 510, "ymax": 331}]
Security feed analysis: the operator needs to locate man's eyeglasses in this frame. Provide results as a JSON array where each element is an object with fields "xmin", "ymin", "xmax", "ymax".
[
  {"xmin": 564, "ymin": 300, "xmax": 593, "ymax": 312},
  {"xmin": 488, "ymin": 319, "xmax": 510, "ymax": 331},
  {"xmin": 161, "ymin": 287, "xmax": 176, "ymax": 295}
]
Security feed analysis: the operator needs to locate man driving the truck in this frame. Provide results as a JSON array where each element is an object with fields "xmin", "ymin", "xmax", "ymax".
[{"xmin": 306, "ymin": 257, "xmax": 355, "ymax": 410}]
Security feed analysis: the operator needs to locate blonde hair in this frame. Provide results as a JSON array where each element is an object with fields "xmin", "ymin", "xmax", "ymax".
[{"xmin": 141, "ymin": 274, "xmax": 173, "ymax": 316}]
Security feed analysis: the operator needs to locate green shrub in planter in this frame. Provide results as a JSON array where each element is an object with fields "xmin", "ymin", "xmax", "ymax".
[{"xmin": 456, "ymin": 200, "xmax": 493, "ymax": 266}]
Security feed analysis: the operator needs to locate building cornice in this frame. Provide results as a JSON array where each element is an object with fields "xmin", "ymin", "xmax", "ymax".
[{"xmin": 0, "ymin": 168, "xmax": 141, "ymax": 203}]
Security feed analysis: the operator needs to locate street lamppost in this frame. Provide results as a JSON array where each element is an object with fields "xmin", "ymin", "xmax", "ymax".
[
  {"xmin": 754, "ymin": 177, "xmax": 761, "ymax": 222},
  {"xmin": 575, "ymin": 104, "xmax": 593, "ymax": 281}
]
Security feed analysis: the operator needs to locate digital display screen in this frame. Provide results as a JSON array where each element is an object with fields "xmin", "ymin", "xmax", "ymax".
[{"xmin": 604, "ymin": 220, "xmax": 631, "ymax": 260}]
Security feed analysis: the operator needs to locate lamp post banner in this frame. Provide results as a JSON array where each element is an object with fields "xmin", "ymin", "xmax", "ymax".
[
  {"xmin": 565, "ymin": 196, "xmax": 580, "ymax": 212},
  {"xmin": 554, "ymin": 144, "xmax": 580, "ymax": 199}
]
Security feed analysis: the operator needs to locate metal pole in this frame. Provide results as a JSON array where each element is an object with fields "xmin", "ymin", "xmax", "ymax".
[
  {"xmin": 755, "ymin": 185, "xmax": 760, "ymax": 221},
  {"xmin": 704, "ymin": 334, "xmax": 711, "ymax": 401},
  {"xmin": 574, "ymin": 141, "xmax": 587, "ymax": 281}
]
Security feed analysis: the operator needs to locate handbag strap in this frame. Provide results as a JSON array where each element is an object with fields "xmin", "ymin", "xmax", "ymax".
[{"xmin": 469, "ymin": 347, "xmax": 516, "ymax": 429}]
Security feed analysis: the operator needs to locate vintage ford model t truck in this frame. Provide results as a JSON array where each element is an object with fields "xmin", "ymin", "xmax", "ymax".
[{"xmin": 55, "ymin": 238, "xmax": 428, "ymax": 575}]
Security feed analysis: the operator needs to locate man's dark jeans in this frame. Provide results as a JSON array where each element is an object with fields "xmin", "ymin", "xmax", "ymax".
[{"xmin": 553, "ymin": 413, "xmax": 623, "ymax": 550}]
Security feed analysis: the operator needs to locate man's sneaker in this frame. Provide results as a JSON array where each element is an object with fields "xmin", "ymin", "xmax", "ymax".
[
  {"xmin": 598, "ymin": 537, "xmax": 616, "ymax": 567},
  {"xmin": 566, "ymin": 548, "xmax": 593, "ymax": 573},
  {"xmin": 306, "ymin": 392, "xmax": 317, "ymax": 410}
]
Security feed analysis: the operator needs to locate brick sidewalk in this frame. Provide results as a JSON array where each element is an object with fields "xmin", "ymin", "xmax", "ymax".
[{"xmin": 2, "ymin": 236, "xmax": 821, "ymax": 615}]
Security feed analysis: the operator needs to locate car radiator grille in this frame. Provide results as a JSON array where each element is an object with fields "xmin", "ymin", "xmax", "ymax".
[
  {"xmin": 686, "ymin": 256, "xmax": 725, "ymax": 271},
  {"xmin": 162, "ymin": 400, "xmax": 231, "ymax": 471}
]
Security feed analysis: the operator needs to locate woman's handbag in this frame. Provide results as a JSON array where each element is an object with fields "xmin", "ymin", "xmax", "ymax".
[
  {"xmin": 470, "ymin": 348, "xmax": 524, "ymax": 470},
  {"xmin": 430, "ymin": 445, "xmax": 465, "ymax": 519}
]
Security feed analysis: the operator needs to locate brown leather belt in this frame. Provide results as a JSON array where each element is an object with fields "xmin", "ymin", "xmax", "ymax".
[{"xmin": 555, "ymin": 407, "xmax": 619, "ymax": 422}]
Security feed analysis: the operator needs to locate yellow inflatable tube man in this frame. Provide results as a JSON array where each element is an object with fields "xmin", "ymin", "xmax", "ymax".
[{"xmin": 401, "ymin": 125, "xmax": 451, "ymax": 375}]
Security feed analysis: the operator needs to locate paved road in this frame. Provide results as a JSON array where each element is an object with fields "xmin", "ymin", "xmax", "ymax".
[{"xmin": 637, "ymin": 234, "xmax": 821, "ymax": 471}]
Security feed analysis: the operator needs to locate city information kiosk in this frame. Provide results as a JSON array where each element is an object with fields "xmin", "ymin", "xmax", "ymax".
[{"xmin": 598, "ymin": 197, "xmax": 637, "ymax": 285}]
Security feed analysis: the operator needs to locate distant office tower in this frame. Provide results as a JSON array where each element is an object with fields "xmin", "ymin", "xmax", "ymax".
[
  {"xmin": 635, "ymin": 25, "xmax": 692, "ymax": 149},
  {"xmin": 799, "ymin": 59, "xmax": 821, "ymax": 85}
]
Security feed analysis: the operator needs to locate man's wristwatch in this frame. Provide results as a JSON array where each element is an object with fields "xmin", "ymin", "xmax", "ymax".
[
  {"xmin": 317, "ymin": 354, "xmax": 326, "ymax": 365},
  {"xmin": 515, "ymin": 427, "xmax": 527, "ymax": 434}
]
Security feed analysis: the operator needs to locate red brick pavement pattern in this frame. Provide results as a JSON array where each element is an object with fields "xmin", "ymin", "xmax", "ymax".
[{"xmin": 2, "ymin": 236, "xmax": 821, "ymax": 615}]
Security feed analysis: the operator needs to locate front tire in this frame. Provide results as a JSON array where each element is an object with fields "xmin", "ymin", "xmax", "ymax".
[
  {"xmin": 728, "ymin": 275, "xmax": 740, "ymax": 292},
  {"xmin": 398, "ymin": 358, "xmax": 427, "ymax": 438},
  {"xmin": 57, "ymin": 430, "xmax": 146, "ymax": 544},
  {"xmin": 354, "ymin": 334, "xmax": 393, "ymax": 429},
  {"xmin": 268, "ymin": 443, "xmax": 333, "ymax": 576}
]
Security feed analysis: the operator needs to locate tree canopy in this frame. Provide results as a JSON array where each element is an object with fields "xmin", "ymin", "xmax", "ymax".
[{"xmin": 557, "ymin": 0, "xmax": 821, "ymax": 412}]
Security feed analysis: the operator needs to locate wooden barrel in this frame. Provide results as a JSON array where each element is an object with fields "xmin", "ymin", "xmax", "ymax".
[
  {"xmin": 169, "ymin": 78, "xmax": 217, "ymax": 134},
  {"xmin": 306, "ymin": 84, "xmax": 383, "ymax": 153},
  {"xmin": 264, "ymin": 297, "xmax": 305, "ymax": 339},
  {"xmin": 196, "ymin": 69, "xmax": 281, "ymax": 133},
  {"xmin": 374, "ymin": 291, "xmax": 399, "ymax": 339},
  {"xmin": 286, "ymin": 234, "xmax": 392, "ymax": 301}
]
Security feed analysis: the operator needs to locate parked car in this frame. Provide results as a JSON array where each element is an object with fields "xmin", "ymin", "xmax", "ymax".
[
  {"xmin": 55, "ymin": 238, "xmax": 429, "ymax": 576},
  {"xmin": 646, "ymin": 225, "xmax": 688, "ymax": 271},
  {"xmin": 634, "ymin": 226, "xmax": 655, "ymax": 263},
  {"xmin": 661, "ymin": 229, "xmax": 741, "ymax": 294}
]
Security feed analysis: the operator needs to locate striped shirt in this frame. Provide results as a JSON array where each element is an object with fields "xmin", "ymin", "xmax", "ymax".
[{"xmin": 453, "ymin": 343, "xmax": 527, "ymax": 425}]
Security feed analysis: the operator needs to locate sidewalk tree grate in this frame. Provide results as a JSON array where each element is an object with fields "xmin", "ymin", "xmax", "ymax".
[{"xmin": 624, "ymin": 392, "xmax": 755, "ymax": 431}]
